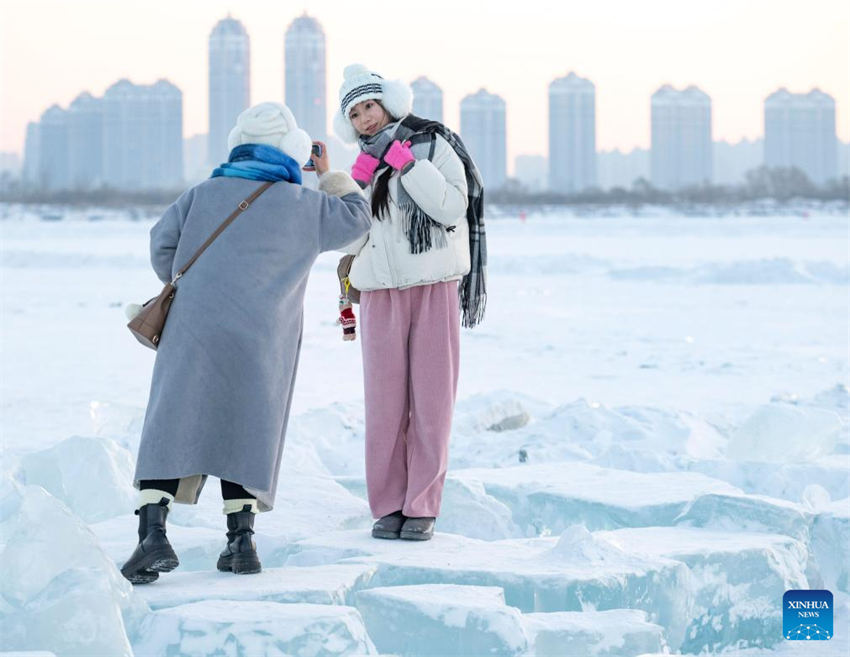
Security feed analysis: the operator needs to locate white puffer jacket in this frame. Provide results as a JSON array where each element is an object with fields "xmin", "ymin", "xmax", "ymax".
[{"xmin": 343, "ymin": 134, "xmax": 470, "ymax": 291}]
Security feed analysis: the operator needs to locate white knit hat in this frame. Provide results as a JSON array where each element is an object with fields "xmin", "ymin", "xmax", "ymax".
[
  {"xmin": 227, "ymin": 102, "xmax": 312, "ymax": 165},
  {"xmin": 332, "ymin": 64, "xmax": 413, "ymax": 143}
]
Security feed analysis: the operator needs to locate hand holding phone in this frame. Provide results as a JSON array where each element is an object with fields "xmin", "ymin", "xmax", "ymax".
[{"xmin": 302, "ymin": 142, "xmax": 326, "ymax": 173}]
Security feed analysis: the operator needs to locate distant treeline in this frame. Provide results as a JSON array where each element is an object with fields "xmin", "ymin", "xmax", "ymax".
[
  {"xmin": 0, "ymin": 186, "xmax": 185, "ymax": 208},
  {"xmin": 490, "ymin": 167, "xmax": 850, "ymax": 206},
  {"xmin": 1, "ymin": 166, "xmax": 848, "ymax": 208}
]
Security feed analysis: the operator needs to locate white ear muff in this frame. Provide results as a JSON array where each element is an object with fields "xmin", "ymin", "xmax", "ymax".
[
  {"xmin": 279, "ymin": 128, "xmax": 313, "ymax": 165},
  {"xmin": 333, "ymin": 110, "xmax": 359, "ymax": 144}
]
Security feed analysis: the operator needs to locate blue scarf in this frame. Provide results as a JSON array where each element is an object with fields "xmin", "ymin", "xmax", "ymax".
[{"xmin": 211, "ymin": 144, "xmax": 302, "ymax": 184}]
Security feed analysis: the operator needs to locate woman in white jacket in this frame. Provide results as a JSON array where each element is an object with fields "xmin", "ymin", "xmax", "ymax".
[{"xmin": 334, "ymin": 64, "xmax": 486, "ymax": 541}]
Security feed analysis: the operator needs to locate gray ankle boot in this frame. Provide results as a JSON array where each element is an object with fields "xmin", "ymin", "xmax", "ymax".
[
  {"xmin": 400, "ymin": 516, "xmax": 436, "ymax": 541},
  {"xmin": 216, "ymin": 504, "xmax": 261, "ymax": 574},
  {"xmin": 372, "ymin": 510, "xmax": 406, "ymax": 539}
]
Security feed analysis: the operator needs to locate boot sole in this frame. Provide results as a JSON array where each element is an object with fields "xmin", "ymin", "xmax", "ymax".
[
  {"xmin": 371, "ymin": 529, "xmax": 401, "ymax": 539},
  {"xmin": 400, "ymin": 531, "xmax": 433, "ymax": 541},
  {"xmin": 217, "ymin": 553, "xmax": 262, "ymax": 575},
  {"xmin": 123, "ymin": 568, "xmax": 159, "ymax": 585},
  {"xmin": 121, "ymin": 545, "xmax": 179, "ymax": 584},
  {"xmin": 150, "ymin": 555, "xmax": 180, "ymax": 572}
]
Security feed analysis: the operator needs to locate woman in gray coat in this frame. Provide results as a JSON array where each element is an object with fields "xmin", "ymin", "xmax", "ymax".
[{"xmin": 121, "ymin": 102, "xmax": 371, "ymax": 584}]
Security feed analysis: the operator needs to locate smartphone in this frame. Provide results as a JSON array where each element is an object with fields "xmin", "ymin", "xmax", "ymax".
[{"xmin": 303, "ymin": 143, "xmax": 323, "ymax": 170}]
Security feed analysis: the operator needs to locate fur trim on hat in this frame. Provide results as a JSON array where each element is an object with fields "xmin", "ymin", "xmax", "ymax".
[
  {"xmin": 333, "ymin": 64, "xmax": 412, "ymax": 143},
  {"xmin": 227, "ymin": 102, "xmax": 312, "ymax": 165}
]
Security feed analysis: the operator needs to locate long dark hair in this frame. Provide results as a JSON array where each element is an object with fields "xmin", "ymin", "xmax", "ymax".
[
  {"xmin": 361, "ymin": 101, "xmax": 394, "ymax": 220},
  {"xmin": 371, "ymin": 167, "xmax": 393, "ymax": 220}
]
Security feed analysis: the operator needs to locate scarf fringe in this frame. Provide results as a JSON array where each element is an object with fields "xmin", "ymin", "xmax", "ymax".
[
  {"xmin": 398, "ymin": 202, "xmax": 448, "ymax": 254},
  {"xmin": 460, "ymin": 268, "xmax": 487, "ymax": 329}
]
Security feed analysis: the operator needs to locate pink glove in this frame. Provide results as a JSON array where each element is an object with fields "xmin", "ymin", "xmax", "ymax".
[
  {"xmin": 351, "ymin": 152, "xmax": 380, "ymax": 184},
  {"xmin": 384, "ymin": 140, "xmax": 415, "ymax": 170}
]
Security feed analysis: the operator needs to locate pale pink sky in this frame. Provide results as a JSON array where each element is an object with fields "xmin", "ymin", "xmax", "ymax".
[{"xmin": 1, "ymin": 0, "xmax": 848, "ymax": 169}]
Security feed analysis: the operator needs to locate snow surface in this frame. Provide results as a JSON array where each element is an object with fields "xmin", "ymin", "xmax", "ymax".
[{"xmin": 1, "ymin": 208, "xmax": 848, "ymax": 656}]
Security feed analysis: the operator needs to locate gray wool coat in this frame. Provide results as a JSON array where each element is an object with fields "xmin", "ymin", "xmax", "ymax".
[{"xmin": 134, "ymin": 172, "xmax": 370, "ymax": 511}]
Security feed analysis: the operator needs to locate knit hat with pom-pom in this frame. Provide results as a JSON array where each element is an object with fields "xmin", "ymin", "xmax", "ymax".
[
  {"xmin": 333, "ymin": 64, "xmax": 412, "ymax": 143},
  {"xmin": 227, "ymin": 102, "xmax": 312, "ymax": 165}
]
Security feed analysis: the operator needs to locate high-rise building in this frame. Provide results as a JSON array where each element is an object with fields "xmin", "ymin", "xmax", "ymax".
[
  {"xmin": 23, "ymin": 122, "xmax": 41, "ymax": 186},
  {"xmin": 514, "ymin": 155, "xmax": 548, "ymax": 192},
  {"xmin": 597, "ymin": 148, "xmax": 650, "ymax": 190},
  {"xmin": 650, "ymin": 85, "xmax": 712, "ymax": 190},
  {"xmin": 68, "ymin": 92, "xmax": 104, "ymax": 189},
  {"xmin": 460, "ymin": 88, "xmax": 506, "ymax": 189},
  {"xmin": 548, "ymin": 72, "xmax": 596, "ymax": 193},
  {"xmin": 840, "ymin": 141, "xmax": 850, "ymax": 179},
  {"xmin": 184, "ymin": 133, "xmax": 209, "ymax": 184},
  {"xmin": 713, "ymin": 138, "xmax": 763, "ymax": 186},
  {"xmin": 103, "ymin": 79, "xmax": 183, "ymax": 190},
  {"xmin": 284, "ymin": 14, "xmax": 326, "ymax": 143},
  {"xmin": 38, "ymin": 105, "xmax": 70, "ymax": 191},
  {"xmin": 0, "ymin": 152, "xmax": 20, "ymax": 176},
  {"xmin": 764, "ymin": 88, "xmax": 837, "ymax": 185},
  {"xmin": 411, "ymin": 77, "xmax": 443, "ymax": 123},
  {"xmin": 208, "ymin": 16, "xmax": 250, "ymax": 165}
]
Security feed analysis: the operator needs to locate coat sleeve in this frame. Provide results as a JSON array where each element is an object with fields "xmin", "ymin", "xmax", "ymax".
[
  {"xmin": 149, "ymin": 188, "xmax": 193, "ymax": 284},
  {"xmin": 316, "ymin": 171, "xmax": 372, "ymax": 252},
  {"xmin": 398, "ymin": 134, "xmax": 468, "ymax": 227}
]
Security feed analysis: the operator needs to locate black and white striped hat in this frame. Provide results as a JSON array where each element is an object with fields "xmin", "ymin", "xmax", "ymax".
[{"xmin": 333, "ymin": 64, "xmax": 412, "ymax": 143}]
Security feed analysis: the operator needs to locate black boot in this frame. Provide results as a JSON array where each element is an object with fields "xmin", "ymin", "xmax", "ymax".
[
  {"xmin": 120, "ymin": 498, "xmax": 179, "ymax": 584},
  {"xmin": 216, "ymin": 505, "xmax": 262, "ymax": 575}
]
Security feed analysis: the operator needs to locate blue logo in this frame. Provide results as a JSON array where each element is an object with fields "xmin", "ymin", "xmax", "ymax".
[{"xmin": 784, "ymin": 590, "xmax": 833, "ymax": 641}]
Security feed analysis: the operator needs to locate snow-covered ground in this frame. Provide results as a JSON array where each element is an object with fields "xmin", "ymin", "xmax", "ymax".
[{"xmin": 1, "ymin": 207, "xmax": 848, "ymax": 656}]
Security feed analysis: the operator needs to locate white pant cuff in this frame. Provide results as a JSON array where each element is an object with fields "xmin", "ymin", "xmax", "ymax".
[
  {"xmin": 222, "ymin": 498, "xmax": 259, "ymax": 515},
  {"xmin": 137, "ymin": 489, "xmax": 174, "ymax": 510}
]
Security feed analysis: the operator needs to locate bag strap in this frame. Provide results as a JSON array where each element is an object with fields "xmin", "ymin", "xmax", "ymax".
[{"xmin": 171, "ymin": 181, "xmax": 274, "ymax": 285}]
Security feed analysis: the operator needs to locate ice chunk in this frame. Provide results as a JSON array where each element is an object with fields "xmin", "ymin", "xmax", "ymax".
[
  {"xmin": 355, "ymin": 584, "xmax": 526, "ymax": 656},
  {"xmin": 286, "ymin": 528, "xmax": 692, "ymax": 650},
  {"xmin": 649, "ymin": 597, "xmax": 850, "ymax": 657},
  {"xmin": 548, "ymin": 525, "xmax": 626, "ymax": 562},
  {"xmin": 727, "ymin": 403, "xmax": 844, "ymax": 463},
  {"xmin": 88, "ymin": 400, "xmax": 144, "ymax": 452},
  {"xmin": 429, "ymin": 477, "xmax": 520, "ymax": 541},
  {"xmin": 451, "ymin": 400, "xmax": 726, "ymax": 471},
  {"xmin": 687, "ymin": 456, "xmax": 850, "ymax": 504},
  {"xmin": 452, "ymin": 462, "xmax": 741, "ymax": 536},
  {"xmin": 453, "ymin": 390, "xmax": 551, "ymax": 435},
  {"xmin": 450, "ymin": 393, "xmax": 571, "ymax": 469},
  {"xmin": 801, "ymin": 484, "xmax": 832, "ymax": 511},
  {"xmin": 131, "ymin": 600, "xmax": 375, "ymax": 656},
  {"xmin": 135, "ymin": 564, "xmax": 376, "ymax": 610},
  {"xmin": 811, "ymin": 498, "xmax": 850, "ymax": 592},
  {"xmin": 0, "ymin": 478, "xmax": 144, "ymax": 657},
  {"xmin": 675, "ymin": 492, "xmax": 810, "ymax": 540},
  {"xmin": 522, "ymin": 609, "xmax": 666, "ymax": 657},
  {"xmin": 19, "ymin": 435, "xmax": 136, "ymax": 522},
  {"xmin": 265, "ymin": 474, "xmax": 371, "ymax": 545},
  {"xmin": 287, "ymin": 402, "xmax": 366, "ymax": 477},
  {"xmin": 599, "ymin": 527, "xmax": 808, "ymax": 652}
]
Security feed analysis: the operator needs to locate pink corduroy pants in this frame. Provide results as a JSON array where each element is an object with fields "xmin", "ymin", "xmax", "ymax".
[{"xmin": 360, "ymin": 281, "xmax": 460, "ymax": 519}]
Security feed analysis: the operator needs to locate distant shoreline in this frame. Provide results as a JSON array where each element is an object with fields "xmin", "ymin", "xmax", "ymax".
[{"xmin": 1, "ymin": 199, "xmax": 847, "ymax": 221}]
